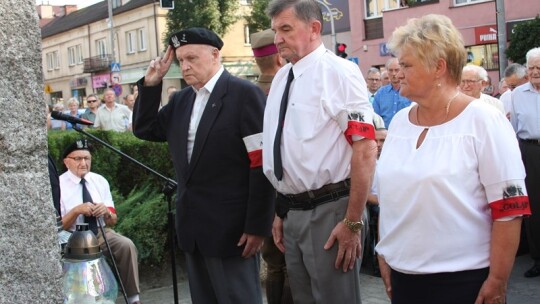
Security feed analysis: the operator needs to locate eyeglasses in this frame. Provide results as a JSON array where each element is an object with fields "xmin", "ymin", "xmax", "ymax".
[
  {"xmin": 367, "ymin": 78, "xmax": 381, "ymax": 82},
  {"xmin": 460, "ymin": 79, "xmax": 482, "ymax": 86},
  {"xmin": 87, "ymin": 99, "xmax": 98, "ymax": 103},
  {"xmin": 66, "ymin": 156, "xmax": 92, "ymax": 162}
]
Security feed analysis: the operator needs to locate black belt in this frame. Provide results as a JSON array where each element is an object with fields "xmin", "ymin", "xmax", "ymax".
[
  {"xmin": 278, "ymin": 179, "xmax": 351, "ymax": 211},
  {"xmin": 519, "ymin": 138, "xmax": 540, "ymax": 145}
]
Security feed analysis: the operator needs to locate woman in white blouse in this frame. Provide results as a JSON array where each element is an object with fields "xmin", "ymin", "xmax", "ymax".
[{"xmin": 375, "ymin": 14, "xmax": 531, "ymax": 304}]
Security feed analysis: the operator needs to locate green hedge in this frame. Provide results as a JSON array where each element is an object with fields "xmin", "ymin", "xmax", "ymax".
[{"xmin": 48, "ymin": 130, "xmax": 175, "ymax": 264}]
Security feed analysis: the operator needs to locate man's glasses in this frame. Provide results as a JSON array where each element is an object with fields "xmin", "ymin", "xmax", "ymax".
[
  {"xmin": 67, "ymin": 156, "xmax": 92, "ymax": 162},
  {"xmin": 460, "ymin": 79, "xmax": 482, "ymax": 86},
  {"xmin": 87, "ymin": 99, "xmax": 98, "ymax": 103},
  {"xmin": 367, "ymin": 78, "xmax": 381, "ymax": 82}
]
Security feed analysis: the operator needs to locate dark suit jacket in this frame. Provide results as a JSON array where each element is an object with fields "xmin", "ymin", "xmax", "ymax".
[{"xmin": 133, "ymin": 70, "xmax": 275, "ymax": 257}]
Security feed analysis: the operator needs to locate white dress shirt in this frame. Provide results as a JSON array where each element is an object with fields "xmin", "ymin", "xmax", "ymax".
[
  {"xmin": 59, "ymin": 170, "xmax": 115, "ymax": 231},
  {"xmin": 187, "ymin": 66, "xmax": 224, "ymax": 161},
  {"xmin": 262, "ymin": 44, "xmax": 374, "ymax": 194}
]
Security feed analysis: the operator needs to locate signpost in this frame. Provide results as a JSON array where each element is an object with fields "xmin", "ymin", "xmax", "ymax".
[{"xmin": 111, "ymin": 62, "xmax": 121, "ymax": 72}]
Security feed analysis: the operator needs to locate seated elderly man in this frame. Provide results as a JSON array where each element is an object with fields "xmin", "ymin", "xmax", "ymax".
[{"xmin": 58, "ymin": 139, "xmax": 141, "ymax": 304}]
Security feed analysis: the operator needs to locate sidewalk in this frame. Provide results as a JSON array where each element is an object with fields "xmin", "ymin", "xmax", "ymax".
[{"xmin": 124, "ymin": 254, "xmax": 539, "ymax": 303}]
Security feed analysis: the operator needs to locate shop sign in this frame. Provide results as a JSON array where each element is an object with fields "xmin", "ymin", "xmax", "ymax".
[
  {"xmin": 475, "ymin": 25, "xmax": 497, "ymax": 45},
  {"xmin": 92, "ymin": 73, "xmax": 111, "ymax": 89},
  {"xmin": 70, "ymin": 77, "xmax": 88, "ymax": 88}
]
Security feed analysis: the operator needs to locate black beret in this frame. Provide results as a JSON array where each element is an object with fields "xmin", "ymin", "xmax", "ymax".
[
  {"xmin": 168, "ymin": 27, "xmax": 224, "ymax": 50},
  {"xmin": 62, "ymin": 139, "xmax": 93, "ymax": 159}
]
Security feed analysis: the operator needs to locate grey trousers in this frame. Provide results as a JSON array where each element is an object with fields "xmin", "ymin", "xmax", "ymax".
[
  {"xmin": 98, "ymin": 227, "xmax": 140, "ymax": 297},
  {"xmin": 284, "ymin": 196, "xmax": 362, "ymax": 304}
]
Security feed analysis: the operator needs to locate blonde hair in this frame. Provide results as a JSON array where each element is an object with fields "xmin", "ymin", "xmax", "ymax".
[{"xmin": 387, "ymin": 14, "xmax": 466, "ymax": 84}]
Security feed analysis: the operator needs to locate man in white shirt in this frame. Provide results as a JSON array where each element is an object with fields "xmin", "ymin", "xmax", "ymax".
[
  {"xmin": 94, "ymin": 88, "xmax": 132, "ymax": 131},
  {"xmin": 262, "ymin": 1, "xmax": 376, "ymax": 302},
  {"xmin": 499, "ymin": 63, "xmax": 528, "ymax": 118},
  {"xmin": 460, "ymin": 65, "xmax": 505, "ymax": 114},
  {"xmin": 59, "ymin": 139, "xmax": 141, "ymax": 304}
]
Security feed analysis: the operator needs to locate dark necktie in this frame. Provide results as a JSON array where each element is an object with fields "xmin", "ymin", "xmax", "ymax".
[
  {"xmin": 274, "ymin": 68, "xmax": 294, "ymax": 180},
  {"xmin": 81, "ymin": 178, "xmax": 98, "ymax": 235}
]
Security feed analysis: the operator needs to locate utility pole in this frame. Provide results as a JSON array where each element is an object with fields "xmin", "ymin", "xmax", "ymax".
[
  {"xmin": 315, "ymin": 0, "xmax": 336, "ymax": 53},
  {"xmin": 108, "ymin": 0, "xmax": 116, "ymax": 63},
  {"xmin": 496, "ymin": 0, "xmax": 507, "ymax": 77}
]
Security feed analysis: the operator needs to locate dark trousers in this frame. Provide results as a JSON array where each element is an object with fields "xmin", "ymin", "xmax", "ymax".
[
  {"xmin": 520, "ymin": 141, "xmax": 540, "ymax": 262},
  {"xmin": 261, "ymin": 236, "xmax": 293, "ymax": 304},
  {"xmin": 390, "ymin": 267, "xmax": 489, "ymax": 304},
  {"xmin": 184, "ymin": 249, "xmax": 263, "ymax": 304}
]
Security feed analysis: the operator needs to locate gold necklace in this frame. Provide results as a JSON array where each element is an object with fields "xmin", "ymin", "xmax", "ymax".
[{"xmin": 417, "ymin": 91, "xmax": 460, "ymax": 128}]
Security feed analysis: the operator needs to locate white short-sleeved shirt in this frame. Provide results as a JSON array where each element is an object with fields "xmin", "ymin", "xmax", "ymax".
[
  {"xmin": 59, "ymin": 170, "xmax": 115, "ymax": 231},
  {"xmin": 262, "ymin": 44, "xmax": 374, "ymax": 194},
  {"xmin": 94, "ymin": 103, "xmax": 132, "ymax": 132},
  {"xmin": 375, "ymin": 100, "xmax": 528, "ymax": 274}
]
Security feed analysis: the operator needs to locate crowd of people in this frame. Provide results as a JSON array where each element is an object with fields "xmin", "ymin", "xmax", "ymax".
[
  {"xmin": 45, "ymin": 84, "xmax": 165, "ymax": 133},
  {"xmin": 48, "ymin": 1, "xmax": 539, "ymax": 303}
]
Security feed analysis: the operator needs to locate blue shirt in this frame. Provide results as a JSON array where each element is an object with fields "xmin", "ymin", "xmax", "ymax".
[
  {"xmin": 373, "ymin": 84, "xmax": 412, "ymax": 128},
  {"xmin": 510, "ymin": 82, "xmax": 540, "ymax": 140}
]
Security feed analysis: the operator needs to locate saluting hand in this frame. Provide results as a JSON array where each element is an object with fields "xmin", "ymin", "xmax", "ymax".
[{"xmin": 144, "ymin": 46, "xmax": 174, "ymax": 86}]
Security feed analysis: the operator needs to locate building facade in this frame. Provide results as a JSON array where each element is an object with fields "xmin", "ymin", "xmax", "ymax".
[
  {"xmin": 346, "ymin": 0, "xmax": 540, "ymax": 95},
  {"xmin": 39, "ymin": 0, "xmax": 258, "ymax": 106}
]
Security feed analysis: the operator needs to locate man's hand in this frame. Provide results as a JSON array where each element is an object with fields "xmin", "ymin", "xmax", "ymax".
[
  {"xmin": 89, "ymin": 202, "xmax": 109, "ymax": 218},
  {"xmin": 144, "ymin": 46, "xmax": 174, "ymax": 86},
  {"xmin": 324, "ymin": 221, "xmax": 361, "ymax": 272},
  {"xmin": 238, "ymin": 233, "xmax": 264, "ymax": 258},
  {"xmin": 272, "ymin": 215, "xmax": 286, "ymax": 253},
  {"xmin": 77, "ymin": 202, "xmax": 95, "ymax": 217}
]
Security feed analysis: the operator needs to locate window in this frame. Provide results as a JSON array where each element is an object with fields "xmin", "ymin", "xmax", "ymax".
[
  {"xmin": 96, "ymin": 39, "xmax": 107, "ymax": 57},
  {"xmin": 46, "ymin": 51, "xmax": 60, "ymax": 70},
  {"xmin": 126, "ymin": 31, "xmax": 136, "ymax": 54},
  {"xmin": 68, "ymin": 46, "xmax": 76, "ymax": 66},
  {"xmin": 138, "ymin": 28, "xmax": 147, "ymax": 51},
  {"xmin": 466, "ymin": 44, "xmax": 499, "ymax": 71},
  {"xmin": 111, "ymin": 0, "xmax": 121, "ymax": 9},
  {"xmin": 68, "ymin": 45, "xmax": 83, "ymax": 66},
  {"xmin": 76, "ymin": 45, "xmax": 83, "ymax": 64},
  {"xmin": 454, "ymin": 0, "xmax": 489, "ymax": 5},
  {"xmin": 244, "ymin": 25, "xmax": 250, "ymax": 45},
  {"xmin": 365, "ymin": 0, "xmax": 405, "ymax": 18}
]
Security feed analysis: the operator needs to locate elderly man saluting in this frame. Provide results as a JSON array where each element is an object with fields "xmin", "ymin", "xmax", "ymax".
[{"xmin": 132, "ymin": 28, "xmax": 275, "ymax": 304}]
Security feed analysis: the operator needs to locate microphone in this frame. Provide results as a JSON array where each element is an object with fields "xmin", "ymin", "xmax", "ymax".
[{"xmin": 51, "ymin": 111, "xmax": 94, "ymax": 126}]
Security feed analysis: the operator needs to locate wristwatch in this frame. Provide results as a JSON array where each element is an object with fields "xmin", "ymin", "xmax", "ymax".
[{"xmin": 343, "ymin": 217, "xmax": 364, "ymax": 233}]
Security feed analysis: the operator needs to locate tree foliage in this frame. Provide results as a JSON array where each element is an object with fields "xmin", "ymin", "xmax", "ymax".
[
  {"xmin": 245, "ymin": 0, "xmax": 271, "ymax": 33},
  {"xmin": 163, "ymin": 0, "xmax": 239, "ymax": 49},
  {"xmin": 506, "ymin": 16, "xmax": 540, "ymax": 64}
]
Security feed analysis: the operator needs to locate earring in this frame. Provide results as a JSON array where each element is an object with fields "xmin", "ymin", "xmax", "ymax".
[{"xmin": 437, "ymin": 83, "xmax": 441, "ymax": 87}]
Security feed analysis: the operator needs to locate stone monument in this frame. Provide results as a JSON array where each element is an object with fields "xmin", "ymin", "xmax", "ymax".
[{"xmin": 0, "ymin": 0, "xmax": 63, "ymax": 302}]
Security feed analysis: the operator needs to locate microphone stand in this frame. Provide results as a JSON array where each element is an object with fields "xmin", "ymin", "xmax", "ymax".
[
  {"xmin": 72, "ymin": 125, "xmax": 180, "ymax": 304},
  {"xmin": 96, "ymin": 215, "xmax": 129, "ymax": 304}
]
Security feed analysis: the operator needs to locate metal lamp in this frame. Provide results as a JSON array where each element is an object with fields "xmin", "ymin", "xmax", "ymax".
[{"xmin": 62, "ymin": 223, "xmax": 118, "ymax": 304}]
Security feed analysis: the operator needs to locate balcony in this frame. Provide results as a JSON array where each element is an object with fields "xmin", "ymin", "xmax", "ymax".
[{"xmin": 83, "ymin": 54, "xmax": 114, "ymax": 73}]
